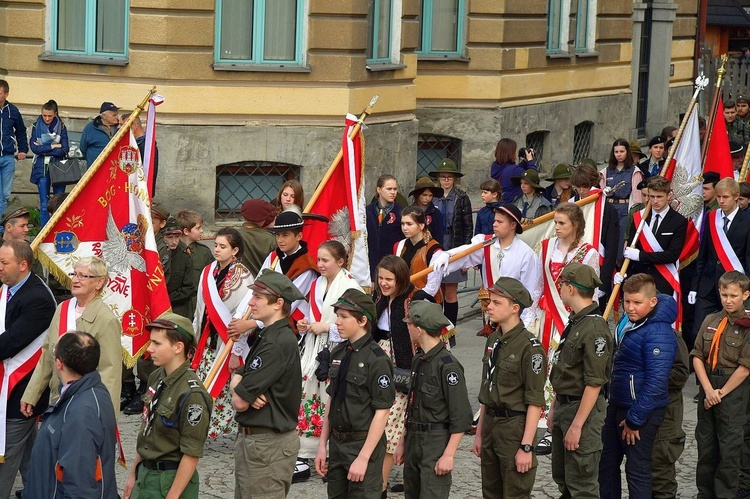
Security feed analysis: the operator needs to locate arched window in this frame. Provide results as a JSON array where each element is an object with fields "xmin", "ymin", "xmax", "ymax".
[
  {"xmin": 573, "ymin": 121, "xmax": 594, "ymax": 165},
  {"xmin": 215, "ymin": 161, "xmax": 301, "ymax": 220}
]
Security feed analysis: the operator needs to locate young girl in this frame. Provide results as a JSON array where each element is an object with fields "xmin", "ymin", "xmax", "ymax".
[
  {"xmin": 543, "ymin": 163, "xmax": 573, "ymax": 208},
  {"xmin": 511, "ymin": 169, "xmax": 552, "ymax": 224},
  {"xmin": 296, "ymin": 241, "xmax": 364, "ymax": 469},
  {"xmin": 192, "ymin": 227, "xmax": 254, "ymax": 438},
  {"xmin": 475, "ymin": 178, "xmax": 502, "ymax": 236},
  {"xmin": 366, "ymin": 174, "xmax": 402, "ymax": 284},
  {"xmin": 274, "ymin": 179, "xmax": 305, "ymax": 213},
  {"xmin": 29, "ymin": 99, "xmax": 69, "ymax": 227},
  {"xmin": 314, "ymin": 288, "xmax": 395, "ymax": 499},
  {"xmin": 409, "ymin": 176, "xmax": 445, "ymax": 246},
  {"xmin": 394, "ymin": 206, "xmax": 444, "ymax": 302}
]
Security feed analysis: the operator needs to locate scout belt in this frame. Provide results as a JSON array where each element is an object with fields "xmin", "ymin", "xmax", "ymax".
[
  {"xmin": 331, "ymin": 427, "xmax": 369, "ymax": 442},
  {"xmin": 710, "ymin": 368, "xmax": 736, "ymax": 376},
  {"xmin": 142, "ymin": 460, "xmax": 180, "ymax": 471},
  {"xmin": 406, "ymin": 421, "xmax": 450, "ymax": 432},
  {"xmin": 240, "ymin": 426, "xmax": 280, "ymax": 436},
  {"xmin": 556, "ymin": 394, "xmax": 583, "ymax": 404},
  {"xmin": 484, "ymin": 407, "xmax": 526, "ymax": 418},
  {"xmin": 606, "ymin": 198, "xmax": 629, "ymax": 204}
]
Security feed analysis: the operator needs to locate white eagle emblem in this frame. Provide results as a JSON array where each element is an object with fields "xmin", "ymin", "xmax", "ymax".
[
  {"xmin": 103, "ymin": 209, "xmax": 147, "ymax": 274},
  {"xmin": 594, "ymin": 337, "xmax": 607, "ymax": 357},
  {"xmin": 250, "ymin": 356, "xmax": 262, "ymax": 370}
]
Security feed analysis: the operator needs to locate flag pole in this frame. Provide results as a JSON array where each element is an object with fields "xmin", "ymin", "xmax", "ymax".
[
  {"xmin": 700, "ymin": 54, "xmax": 728, "ymax": 167},
  {"xmin": 203, "ymin": 309, "xmax": 252, "ymax": 396},
  {"xmin": 31, "ymin": 87, "xmax": 156, "ymax": 252},
  {"xmin": 304, "ymin": 95, "xmax": 380, "ymax": 212},
  {"xmin": 410, "ymin": 191, "xmax": 603, "ymax": 283},
  {"xmin": 740, "ymin": 138, "xmax": 750, "ymax": 182},
  {"xmin": 603, "ymin": 74, "xmax": 708, "ymax": 320}
]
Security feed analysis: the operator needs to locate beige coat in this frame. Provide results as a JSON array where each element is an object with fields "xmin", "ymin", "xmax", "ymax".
[{"xmin": 22, "ymin": 295, "xmax": 122, "ymax": 416}]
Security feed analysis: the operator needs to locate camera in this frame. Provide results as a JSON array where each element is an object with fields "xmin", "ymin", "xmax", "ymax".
[{"xmin": 518, "ymin": 147, "xmax": 534, "ymax": 159}]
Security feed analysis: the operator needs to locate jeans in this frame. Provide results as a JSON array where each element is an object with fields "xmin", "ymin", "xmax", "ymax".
[
  {"xmin": 0, "ymin": 155, "xmax": 16, "ymax": 216},
  {"xmin": 37, "ymin": 175, "xmax": 65, "ymax": 227}
]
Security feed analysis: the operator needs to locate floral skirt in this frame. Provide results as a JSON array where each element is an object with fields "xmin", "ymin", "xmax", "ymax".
[
  {"xmin": 197, "ymin": 348, "xmax": 237, "ymax": 439},
  {"xmin": 298, "ymin": 374, "xmax": 327, "ymax": 459},
  {"xmin": 379, "ymin": 339, "xmax": 408, "ymax": 454}
]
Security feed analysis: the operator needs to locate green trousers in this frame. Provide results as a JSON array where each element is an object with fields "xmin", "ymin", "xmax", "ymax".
[
  {"xmin": 403, "ymin": 429, "xmax": 452, "ymax": 499},
  {"xmin": 327, "ymin": 434, "xmax": 385, "ymax": 499},
  {"xmin": 480, "ymin": 414, "xmax": 537, "ymax": 499},
  {"xmin": 652, "ymin": 390, "xmax": 686, "ymax": 499},
  {"xmin": 133, "ymin": 465, "xmax": 199, "ymax": 499}
]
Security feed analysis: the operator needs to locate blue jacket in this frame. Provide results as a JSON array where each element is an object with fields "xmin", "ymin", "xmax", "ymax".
[
  {"xmin": 366, "ymin": 201, "xmax": 402, "ymax": 281},
  {"xmin": 29, "ymin": 116, "xmax": 69, "ymax": 184},
  {"xmin": 610, "ymin": 294, "xmax": 677, "ymax": 429},
  {"xmin": 0, "ymin": 101, "xmax": 28, "ymax": 157},
  {"xmin": 475, "ymin": 205, "xmax": 495, "ymax": 236},
  {"xmin": 24, "ymin": 370, "xmax": 117, "ymax": 499},
  {"xmin": 80, "ymin": 117, "xmax": 116, "ymax": 166}
]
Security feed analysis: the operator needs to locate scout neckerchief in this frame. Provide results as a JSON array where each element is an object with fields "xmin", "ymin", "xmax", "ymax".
[
  {"xmin": 708, "ymin": 316, "xmax": 729, "ymax": 370},
  {"xmin": 708, "ymin": 209, "xmax": 744, "ymax": 273},
  {"xmin": 332, "ymin": 336, "xmax": 373, "ymax": 403},
  {"xmin": 485, "ymin": 336, "xmax": 502, "ymax": 392},
  {"xmin": 143, "ymin": 379, "xmax": 166, "ymax": 436}
]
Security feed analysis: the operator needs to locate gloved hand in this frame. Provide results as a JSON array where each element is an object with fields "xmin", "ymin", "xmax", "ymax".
[
  {"xmin": 603, "ymin": 187, "xmax": 614, "ymax": 197},
  {"xmin": 623, "ymin": 247, "xmax": 640, "ymax": 261},
  {"xmin": 432, "ymin": 251, "xmax": 451, "ymax": 272},
  {"xmin": 613, "ymin": 273, "xmax": 626, "ymax": 286},
  {"xmin": 688, "ymin": 291, "xmax": 697, "ymax": 305}
]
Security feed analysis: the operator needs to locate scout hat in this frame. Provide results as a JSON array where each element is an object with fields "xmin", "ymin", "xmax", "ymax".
[
  {"xmin": 730, "ymin": 140, "xmax": 746, "ymax": 158},
  {"xmin": 404, "ymin": 301, "xmax": 451, "ymax": 334},
  {"xmin": 551, "ymin": 163, "xmax": 572, "ymax": 180},
  {"xmin": 629, "ymin": 141, "xmax": 646, "ymax": 159},
  {"xmin": 408, "ymin": 177, "xmax": 443, "ymax": 198},
  {"xmin": 647, "ymin": 136, "xmax": 665, "ymax": 148},
  {"xmin": 241, "ymin": 199, "xmax": 277, "ymax": 226},
  {"xmin": 163, "ymin": 217, "xmax": 182, "ymax": 236},
  {"xmin": 151, "ymin": 202, "xmax": 169, "ymax": 221},
  {"xmin": 429, "ymin": 158, "xmax": 464, "ymax": 178},
  {"xmin": 145, "ymin": 312, "xmax": 196, "ymax": 343},
  {"xmin": 267, "ymin": 208, "xmax": 304, "ymax": 233},
  {"xmin": 489, "ymin": 277, "xmax": 533, "ymax": 309},
  {"xmin": 488, "ymin": 202, "xmax": 524, "ymax": 234},
  {"xmin": 332, "ymin": 288, "xmax": 377, "ymax": 323},
  {"xmin": 737, "ymin": 95, "xmax": 749, "ymax": 104},
  {"xmin": 250, "ymin": 269, "xmax": 305, "ymax": 303},
  {"xmin": 560, "ymin": 262, "xmax": 602, "ymax": 292},
  {"xmin": 511, "ymin": 169, "xmax": 543, "ymax": 189},
  {"xmin": 579, "ymin": 158, "xmax": 597, "ymax": 168},
  {"xmin": 703, "ymin": 171, "xmax": 720, "ymax": 186},
  {"xmin": 1, "ymin": 203, "xmax": 29, "ymax": 227}
]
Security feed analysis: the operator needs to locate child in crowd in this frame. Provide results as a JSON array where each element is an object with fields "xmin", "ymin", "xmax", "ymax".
[
  {"xmin": 409, "ymin": 176, "xmax": 445, "ymax": 246},
  {"xmin": 511, "ymin": 169, "xmax": 552, "ymax": 224},
  {"xmin": 174, "ymin": 209, "xmax": 214, "ymax": 315},
  {"xmin": 475, "ymin": 178, "xmax": 502, "ymax": 236},
  {"xmin": 543, "ymin": 164, "xmax": 573, "ymax": 208},
  {"xmin": 274, "ymin": 179, "xmax": 305, "ymax": 213},
  {"xmin": 394, "ymin": 206, "xmax": 444, "ymax": 302},
  {"xmin": 164, "ymin": 219, "xmax": 197, "ymax": 318}
]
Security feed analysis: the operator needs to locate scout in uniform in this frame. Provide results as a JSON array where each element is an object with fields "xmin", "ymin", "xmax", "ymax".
[
  {"xmin": 123, "ymin": 313, "xmax": 212, "ymax": 499},
  {"xmin": 229, "ymin": 270, "xmax": 304, "ymax": 498},
  {"xmin": 314, "ymin": 288, "xmax": 396, "ymax": 499},
  {"xmin": 692, "ymin": 270, "xmax": 750, "ymax": 498},
  {"xmin": 163, "ymin": 218, "xmax": 198, "ymax": 319},
  {"xmin": 549, "ymin": 263, "xmax": 612, "ymax": 498},
  {"xmin": 471, "ymin": 277, "xmax": 547, "ymax": 499},
  {"xmin": 393, "ymin": 301, "xmax": 473, "ymax": 499}
]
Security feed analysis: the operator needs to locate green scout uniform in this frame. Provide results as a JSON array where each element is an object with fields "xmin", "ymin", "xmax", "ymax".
[
  {"xmin": 549, "ymin": 302, "xmax": 612, "ymax": 499},
  {"xmin": 238, "ymin": 224, "xmax": 276, "ymax": 277},
  {"xmin": 692, "ymin": 309, "xmax": 750, "ymax": 498},
  {"xmin": 155, "ymin": 230, "xmax": 171, "ymax": 281},
  {"xmin": 135, "ymin": 361, "xmax": 211, "ymax": 499},
  {"xmin": 186, "ymin": 241, "xmax": 213, "ymax": 315},
  {"xmin": 728, "ymin": 119, "xmax": 749, "ymax": 145},
  {"xmin": 167, "ymin": 241, "xmax": 198, "ymax": 318},
  {"xmin": 651, "ymin": 330, "xmax": 688, "ymax": 499},
  {"xmin": 327, "ymin": 332, "xmax": 395, "ymax": 499}
]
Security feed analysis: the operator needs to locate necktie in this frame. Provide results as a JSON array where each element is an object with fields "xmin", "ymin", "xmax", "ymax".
[
  {"xmin": 724, "ymin": 216, "xmax": 730, "ymax": 234},
  {"xmin": 651, "ymin": 163, "xmax": 659, "ymax": 177},
  {"xmin": 652, "ymin": 213, "xmax": 661, "ymax": 234},
  {"xmin": 143, "ymin": 380, "xmax": 165, "ymax": 436},
  {"xmin": 6, "ymin": 290, "xmax": 12, "ymax": 302},
  {"xmin": 708, "ymin": 317, "xmax": 729, "ymax": 369},
  {"xmin": 522, "ymin": 201, "xmax": 529, "ymax": 218}
]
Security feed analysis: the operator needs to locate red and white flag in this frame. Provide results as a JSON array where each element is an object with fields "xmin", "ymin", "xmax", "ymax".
[
  {"xmin": 36, "ymin": 132, "xmax": 171, "ymax": 367},
  {"xmin": 143, "ymin": 94, "xmax": 164, "ymax": 198},
  {"xmin": 704, "ymin": 96, "xmax": 734, "ymax": 180},
  {"xmin": 303, "ymin": 114, "xmax": 369, "ymax": 287}
]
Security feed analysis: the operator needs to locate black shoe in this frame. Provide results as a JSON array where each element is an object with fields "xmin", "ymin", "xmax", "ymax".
[
  {"xmin": 15, "ymin": 490, "xmax": 22, "ymax": 499},
  {"xmin": 292, "ymin": 459, "xmax": 310, "ymax": 483},
  {"xmin": 123, "ymin": 396, "xmax": 144, "ymax": 415},
  {"xmin": 535, "ymin": 430, "xmax": 552, "ymax": 456},
  {"xmin": 390, "ymin": 483, "xmax": 405, "ymax": 492},
  {"xmin": 120, "ymin": 382, "xmax": 136, "ymax": 411}
]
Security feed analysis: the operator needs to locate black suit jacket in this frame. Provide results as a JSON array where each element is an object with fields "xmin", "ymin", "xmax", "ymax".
[
  {"xmin": 693, "ymin": 208, "xmax": 750, "ymax": 297},
  {"xmin": 630, "ymin": 208, "xmax": 688, "ymax": 295},
  {"xmin": 0, "ymin": 273, "xmax": 56, "ymax": 419}
]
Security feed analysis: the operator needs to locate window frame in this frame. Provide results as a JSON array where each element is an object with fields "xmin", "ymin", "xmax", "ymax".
[
  {"xmin": 416, "ymin": 0, "xmax": 467, "ymax": 59},
  {"xmin": 50, "ymin": 0, "xmax": 130, "ymax": 59},
  {"xmin": 574, "ymin": 0, "xmax": 597, "ymax": 53},
  {"xmin": 546, "ymin": 0, "xmax": 570, "ymax": 55},
  {"xmin": 367, "ymin": 0, "xmax": 403, "ymax": 67},
  {"xmin": 213, "ymin": 0, "xmax": 306, "ymax": 68}
]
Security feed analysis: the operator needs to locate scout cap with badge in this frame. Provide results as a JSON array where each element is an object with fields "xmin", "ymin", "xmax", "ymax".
[
  {"xmin": 145, "ymin": 312, "xmax": 196, "ymax": 346},
  {"xmin": 332, "ymin": 288, "xmax": 377, "ymax": 323},
  {"xmin": 647, "ymin": 136, "xmax": 665, "ymax": 148},
  {"xmin": 1, "ymin": 203, "xmax": 29, "ymax": 228},
  {"xmin": 487, "ymin": 202, "xmax": 524, "ymax": 234},
  {"xmin": 408, "ymin": 177, "xmax": 443, "ymax": 199},
  {"xmin": 511, "ymin": 169, "xmax": 544, "ymax": 191},
  {"xmin": 703, "ymin": 171, "xmax": 720, "ymax": 186},
  {"xmin": 550, "ymin": 163, "xmax": 572, "ymax": 180},
  {"xmin": 163, "ymin": 217, "xmax": 182, "ymax": 236},
  {"xmin": 404, "ymin": 301, "xmax": 451, "ymax": 337},
  {"xmin": 250, "ymin": 269, "xmax": 305, "ymax": 303},
  {"xmin": 560, "ymin": 262, "xmax": 602, "ymax": 294},
  {"xmin": 489, "ymin": 276, "xmax": 533, "ymax": 310},
  {"xmin": 428, "ymin": 158, "xmax": 464, "ymax": 178}
]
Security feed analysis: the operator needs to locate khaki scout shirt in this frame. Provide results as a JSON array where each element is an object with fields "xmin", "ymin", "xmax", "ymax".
[
  {"xmin": 479, "ymin": 322, "xmax": 547, "ymax": 412},
  {"xmin": 550, "ymin": 303, "xmax": 612, "ymax": 396},
  {"xmin": 137, "ymin": 362, "xmax": 211, "ymax": 462},
  {"xmin": 327, "ymin": 333, "xmax": 395, "ymax": 431},
  {"xmin": 234, "ymin": 318, "xmax": 302, "ymax": 432},
  {"xmin": 407, "ymin": 343, "xmax": 473, "ymax": 434},
  {"xmin": 691, "ymin": 309, "xmax": 750, "ymax": 370}
]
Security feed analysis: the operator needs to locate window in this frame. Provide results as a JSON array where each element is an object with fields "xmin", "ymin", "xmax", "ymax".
[
  {"xmin": 367, "ymin": 0, "xmax": 401, "ymax": 65},
  {"xmin": 525, "ymin": 130, "xmax": 549, "ymax": 168},
  {"xmin": 417, "ymin": 134, "xmax": 462, "ymax": 179},
  {"xmin": 52, "ymin": 0, "xmax": 128, "ymax": 58},
  {"xmin": 215, "ymin": 161, "xmax": 301, "ymax": 221},
  {"xmin": 574, "ymin": 0, "xmax": 597, "ymax": 52},
  {"xmin": 573, "ymin": 121, "xmax": 594, "ymax": 165},
  {"xmin": 547, "ymin": 0, "xmax": 570, "ymax": 54},
  {"xmin": 215, "ymin": 0, "xmax": 304, "ymax": 66},
  {"xmin": 416, "ymin": 0, "xmax": 466, "ymax": 57}
]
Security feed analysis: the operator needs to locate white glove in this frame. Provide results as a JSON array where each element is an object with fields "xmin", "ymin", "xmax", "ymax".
[
  {"xmin": 603, "ymin": 187, "xmax": 614, "ymax": 197},
  {"xmin": 613, "ymin": 273, "xmax": 626, "ymax": 286},
  {"xmin": 623, "ymin": 247, "xmax": 640, "ymax": 261},
  {"xmin": 432, "ymin": 251, "xmax": 451, "ymax": 272},
  {"xmin": 688, "ymin": 291, "xmax": 697, "ymax": 305}
]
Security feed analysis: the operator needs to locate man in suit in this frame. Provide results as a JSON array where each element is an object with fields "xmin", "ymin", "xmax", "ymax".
[
  {"xmin": 689, "ymin": 178, "xmax": 750, "ymax": 337},
  {"xmin": 0, "ymin": 239, "xmax": 55, "ymax": 497},
  {"xmin": 622, "ymin": 177, "xmax": 688, "ymax": 296}
]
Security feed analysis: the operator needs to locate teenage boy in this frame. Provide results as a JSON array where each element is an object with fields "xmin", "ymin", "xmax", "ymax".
[
  {"xmin": 151, "ymin": 203, "xmax": 171, "ymax": 279},
  {"xmin": 123, "ymin": 313, "xmax": 212, "ymax": 499},
  {"xmin": 599, "ymin": 274, "xmax": 677, "ymax": 498},
  {"xmin": 725, "ymin": 99, "xmax": 747, "ymax": 146},
  {"xmin": 549, "ymin": 263, "xmax": 612, "ymax": 498},
  {"xmin": 174, "ymin": 209, "xmax": 213, "ymax": 315},
  {"xmin": 702, "ymin": 171, "xmax": 720, "ymax": 213},
  {"xmin": 230, "ymin": 270, "xmax": 304, "ymax": 498},
  {"xmin": 163, "ymin": 219, "xmax": 197, "ymax": 319},
  {"xmin": 692, "ymin": 271, "xmax": 750, "ymax": 497},
  {"xmin": 471, "ymin": 277, "xmax": 546, "ymax": 499}
]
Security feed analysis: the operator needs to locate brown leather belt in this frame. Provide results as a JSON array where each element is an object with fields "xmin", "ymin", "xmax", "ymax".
[
  {"xmin": 240, "ymin": 426, "xmax": 279, "ymax": 436},
  {"xmin": 331, "ymin": 427, "xmax": 369, "ymax": 442},
  {"xmin": 606, "ymin": 198, "xmax": 629, "ymax": 204}
]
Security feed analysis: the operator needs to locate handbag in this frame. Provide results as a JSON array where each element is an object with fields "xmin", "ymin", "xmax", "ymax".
[
  {"xmin": 388, "ymin": 339, "xmax": 411, "ymax": 393},
  {"xmin": 49, "ymin": 157, "xmax": 85, "ymax": 187}
]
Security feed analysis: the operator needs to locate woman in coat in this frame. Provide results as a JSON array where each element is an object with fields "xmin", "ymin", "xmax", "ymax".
[{"xmin": 29, "ymin": 99, "xmax": 69, "ymax": 227}]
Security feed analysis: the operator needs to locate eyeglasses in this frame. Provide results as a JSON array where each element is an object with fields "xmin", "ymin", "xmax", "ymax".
[
  {"xmin": 69, "ymin": 272, "xmax": 103, "ymax": 281},
  {"xmin": 438, "ymin": 175, "xmax": 454, "ymax": 180}
]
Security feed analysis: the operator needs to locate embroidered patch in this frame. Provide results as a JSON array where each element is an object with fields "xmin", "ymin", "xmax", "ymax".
[
  {"xmin": 446, "ymin": 372, "xmax": 459, "ymax": 386},
  {"xmin": 652, "ymin": 348, "xmax": 661, "ymax": 356},
  {"xmin": 594, "ymin": 337, "xmax": 607, "ymax": 357},
  {"xmin": 187, "ymin": 404, "xmax": 203, "ymax": 426},
  {"xmin": 249, "ymin": 356, "xmax": 263, "ymax": 370},
  {"xmin": 378, "ymin": 375, "xmax": 391, "ymax": 389},
  {"xmin": 332, "ymin": 359, "xmax": 341, "ymax": 366},
  {"xmin": 531, "ymin": 354, "xmax": 543, "ymax": 375}
]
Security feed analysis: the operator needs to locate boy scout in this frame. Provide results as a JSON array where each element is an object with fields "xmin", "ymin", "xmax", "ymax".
[
  {"xmin": 123, "ymin": 312, "xmax": 211, "ymax": 499},
  {"xmin": 163, "ymin": 219, "xmax": 197, "ymax": 318},
  {"xmin": 471, "ymin": 277, "xmax": 546, "ymax": 499},
  {"xmin": 393, "ymin": 301, "xmax": 473, "ymax": 499},
  {"xmin": 549, "ymin": 263, "xmax": 612, "ymax": 498},
  {"xmin": 229, "ymin": 270, "xmax": 304, "ymax": 498},
  {"xmin": 692, "ymin": 270, "xmax": 750, "ymax": 498},
  {"xmin": 314, "ymin": 288, "xmax": 395, "ymax": 499}
]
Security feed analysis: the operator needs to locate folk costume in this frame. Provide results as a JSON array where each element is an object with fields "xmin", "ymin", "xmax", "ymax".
[{"xmin": 393, "ymin": 237, "xmax": 444, "ymax": 301}]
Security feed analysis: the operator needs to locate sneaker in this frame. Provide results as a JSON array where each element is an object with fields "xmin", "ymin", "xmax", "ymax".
[
  {"xmin": 123, "ymin": 396, "xmax": 144, "ymax": 416},
  {"xmin": 390, "ymin": 483, "xmax": 405, "ymax": 492},
  {"xmin": 292, "ymin": 459, "xmax": 310, "ymax": 483},
  {"xmin": 14, "ymin": 490, "xmax": 21, "ymax": 499},
  {"xmin": 535, "ymin": 430, "xmax": 552, "ymax": 456}
]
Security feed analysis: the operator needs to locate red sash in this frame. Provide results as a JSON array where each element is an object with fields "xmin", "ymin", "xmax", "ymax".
[
  {"xmin": 308, "ymin": 279, "xmax": 322, "ymax": 323},
  {"xmin": 482, "ymin": 234, "xmax": 495, "ymax": 290},
  {"xmin": 708, "ymin": 210, "xmax": 744, "ymax": 273}
]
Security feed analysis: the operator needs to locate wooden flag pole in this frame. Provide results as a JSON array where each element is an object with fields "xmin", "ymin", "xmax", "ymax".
[{"xmin": 203, "ymin": 308, "xmax": 253, "ymax": 395}]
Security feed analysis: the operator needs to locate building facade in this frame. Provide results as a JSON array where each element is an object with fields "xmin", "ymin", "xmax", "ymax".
[{"xmin": 0, "ymin": 0, "xmax": 698, "ymax": 224}]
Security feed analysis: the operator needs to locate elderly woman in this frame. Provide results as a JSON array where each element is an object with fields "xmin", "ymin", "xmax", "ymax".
[{"xmin": 21, "ymin": 256, "xmax": 122, "ymax": 416}]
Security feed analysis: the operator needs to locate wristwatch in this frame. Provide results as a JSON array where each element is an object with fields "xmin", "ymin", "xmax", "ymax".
[{"xmin": 519, "ymin": 443, "xmax": 533, "ymax": 453}]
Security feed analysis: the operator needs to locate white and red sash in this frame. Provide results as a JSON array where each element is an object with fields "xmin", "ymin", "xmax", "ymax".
[
  {"xmin": 481, "ymin": 234, "xmax": 498, "ymax": 290},
  {"xmin": 308, "ymin": 279, "xmax": 323, "ymax": 323},
  {"xmin": 58, "ymin": 298, "xmax": 77, "ymax": 337},
  {"xmin": 0, "ymin": 284, "xmax": 45, "ymax": 461},
  {"xmin": 708, "ymin": 209, "xmax": 744, "ymax": 273},
  {"xmin": 539, "ymin": 239, "xmax": 568, "ymax": 353},
  {"xmin": 633, "ymin": 210, "xmax": 683, "ymax": 327}
]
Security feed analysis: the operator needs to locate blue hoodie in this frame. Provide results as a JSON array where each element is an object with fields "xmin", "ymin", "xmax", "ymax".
[
  {"xmin": 610, "ymin": 293, "xmax": 677, "ymax": 429},
  {"xmin": 0, "ymin": 101, "xmax": 28, "ymax": 157}
]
